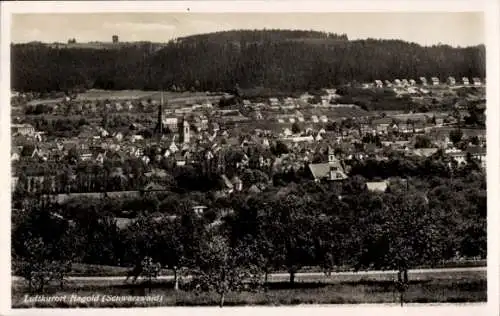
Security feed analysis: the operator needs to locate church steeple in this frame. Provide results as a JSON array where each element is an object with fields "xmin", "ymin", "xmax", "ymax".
[
  {"xmin": 178, "ymin": 116, "xmax": 190, "ymax": 144},
  {"xmin": 328, "ymin": 146, "xmax": 336, "ymax": 164},
  {"xmin": 155, "ymin": 91, "xmax": 164, "ymax": 137}
]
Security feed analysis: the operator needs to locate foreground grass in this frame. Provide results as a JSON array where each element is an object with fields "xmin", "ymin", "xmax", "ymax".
[{"xmin": 12, "ymin": 273, "xmax": 486, "ymax": 308}]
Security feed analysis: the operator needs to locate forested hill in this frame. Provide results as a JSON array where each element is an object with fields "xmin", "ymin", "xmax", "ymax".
[
  {"xmin": 11, "ymin": 29, "xmax": 485, "ymax": 93},
  {"xmin": 175, "ymin": 29, "xmax": 349, "ymax": 44}
]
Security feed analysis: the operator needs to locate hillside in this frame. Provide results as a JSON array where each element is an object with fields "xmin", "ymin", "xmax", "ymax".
[{"xmin": 11, "ymin": 29, "xmax": 485, "ymax": 93}]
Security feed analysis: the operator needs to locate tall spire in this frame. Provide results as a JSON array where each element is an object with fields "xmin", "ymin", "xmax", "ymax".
[{"xmin": 156, "ymin": 90, "xmax": 164, "ymax": 138}]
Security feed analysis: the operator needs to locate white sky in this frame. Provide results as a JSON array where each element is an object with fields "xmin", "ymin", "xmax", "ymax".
[{"xmin": 11, "ymin": 12, "xmax": 484, "ymax": 47}]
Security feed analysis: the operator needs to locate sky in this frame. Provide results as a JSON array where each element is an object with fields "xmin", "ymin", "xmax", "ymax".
[{"xmin": 11, "ymin": 12, "xmax": 484, "ymax": 47}]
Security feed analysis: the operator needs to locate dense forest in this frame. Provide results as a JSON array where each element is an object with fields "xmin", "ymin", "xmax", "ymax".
[{"xmin": 11, "ymin": 29, "xmax": 485, "ymax": 93}]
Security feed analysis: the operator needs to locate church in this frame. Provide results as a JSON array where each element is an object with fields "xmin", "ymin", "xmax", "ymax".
[{"xmin": 308, "ymin": 147, "xmax": 348, "ymax": 182}]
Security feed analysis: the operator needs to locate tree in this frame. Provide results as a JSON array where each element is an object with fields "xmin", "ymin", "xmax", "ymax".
[
  {"xmin": 272, "ymin": 141, "xmax": 289, "ymax": 156},
  {"xmin": 291, "ymin": 122, "xmax": 302, "ymax": 134},
  {"xmin": 12, "ymin": 237, "xmax": 72, "ymax": 294},
  {"xmin": 191, "ymin": 234, "xmax": 262, "ymax": 307},
  {"xmin": 352, "ymin": 191, "xmax": 450, "ymax": 306},
  {"xmin": 12, "ymin": 205, "xmax": 75, "ymax": 293},
  {"xmin": 139, "ymin": 256, "xmax": 162, "ymax": 293},
  {"xmin": 153, "ymin": 216, "xmax": 186, "ymax": 291},
  {"xmin": 414, "ymin": 135, "xmax": 432, "ymax": 149},
  {"xmin": 268, "ymin": 195, "xmax": 316, "ymax": 285},
  {"xmin": 449, "ymin": 129, "xmax": 463, "ymax": 147}
]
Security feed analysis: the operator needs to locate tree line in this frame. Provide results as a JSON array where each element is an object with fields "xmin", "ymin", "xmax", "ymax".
[
  {"xmin": 12, "ymin": 30, "xmax": 485, "ymax": 93},
  {"xmin": 12, "ymin": 168, "xmax": 485, "ymax": 305}
]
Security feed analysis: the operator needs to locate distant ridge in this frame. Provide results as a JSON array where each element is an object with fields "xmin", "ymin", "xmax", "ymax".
[{"xmin": 11, "ymin": 29, "xmax": 485, "ymax": 93}]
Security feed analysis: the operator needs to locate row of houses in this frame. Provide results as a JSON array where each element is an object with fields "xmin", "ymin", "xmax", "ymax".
[{"xmin": 374, "ymin": 77, "xmax": 483, "ymax": 88}]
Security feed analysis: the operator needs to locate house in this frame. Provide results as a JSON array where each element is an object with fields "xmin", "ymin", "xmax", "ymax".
[
  {"xmin": 143, "ymin": 182, "xmax": 167, "ymax": 192},
  {"xmin": 196, "ymin": 115, "xmax": 209, "ymax": 131},
  {"xmin": 412, "ymin": 148, "xmax": 439, "ymax": 158},
  {"xmin": 11, "ymin": 123, "xmax": 35, "ymax": 136},
  {"xmin": 242, "ymin": 100, "xmax": 251, "ymax": 107},
  {"xmin": 466, "ymin": 146, "xmax": 486, "ymax": 168},
  {"xmin": 221, "ymin": 174, "xmax": 234, "ymax": 194},
  {"xmin": 169, "ymin": 139, "xmax": 179, "ymax": 153},
  {"xmin": 94, "ymin": 152, "xmax": 106, "ymax": 164},
  {"xmin": 174, "ymin": 151, "xmax": 187, "ymax": 166},
  {"xmin": 98, "ymin": 127, "xmax": 109, "ymax": 138},
  {"xmin": 11, "ymin": 148, "xmax": 20, "ymax": 161},
  {"xmin": 472, "ymin": 78, "xmax": 482, "ymax": 86},
  {"xmin": 413, "ymin": 121, "xmax": 427, "ymax": 133},
  {"xmin": 113, "ymin": 132, "xmax": 123, "ymax": 142},
  {"xmin": 308, "ymin": 147, "xmax": 348, "ymax": 182},
  {"xmin": 374, "ymin": 80, "xmax": 383, "ymax": 88},
  {"xmin": 248, "ymin": 184, "xmax": 262, "ymax": 194},
  {"xmin": 446, "ymin": 148, "xmax": 467, "ymax": 165},
  {"xmin": 419, "ymin": 77, "xmax": 428, "ymax": 86},
  {"xmin": 253, "ymin": 111, "xmax": 263, "ymax": 120},
  {"xmin": 262, "ymin": 138, "xmax": 270, "ymax": 148},
  {"xmin": 366, "ymin": 180, "xmax": 388, "ymax": 192},
  {"xmin": 193, "ymin": 205, "xmax": 208, "ymax": 216},
  {"xmin": 30, "ymin": 147, "xmax": 49, "ymax": 161},
  {"xmin": 79, "ymin": 150, "xmax": 93, "ymax": 161},
  {"xmin": 372, "ymin": 117, "xmax": 393, "ymax": 134},
  {"xmin": 462, "ymin": 77, "xmax": 470, "ymax": 85},
  {"xmin": 163, "ymin": 117, "xmax": 178, "ymax": 132},
  {"xmin": 125, "ymin": 101, "xmax": 134, "ymax": 111},
  {"xmin": 269, "ymin": 98, "xmax": 280, "ymax": 106},
  {"xmin": 299, "ymin": 93, "xmax": 312, "ymax": 102},
  {"xmin": 11, "ymin": 177, "xmax": 19, "ymax": 192},
  {"xmin": 431, "ymin": 77, "xmax": 440, "ymax": 86},
  {"xmin": 447, "ymin": 76, "xmax": 456, "ymax": 85},
  {"xmin": 129, "ymin": 134, "xmax": 144, "ymax": 143},
  {"xmin": 231, "ymin": 176, "xmax": 243, "ymax": 191},
  {"xmin": 283, "ymin": 128, "xmax": 293, "ymax": 137},
  {"xmin": 409, "ymin": 79, "xmax": 416, "ymax": 86},
  {"xmin": 210, "ymin": 122, "xmax": 220, "ymax": 133},
  {"xmin": 141, "ymin": 155, "xmax": 151, "ymax": 165},
  {"xmin": 311, "ymin": 115, "xmax": 319, "ymax": 123}
]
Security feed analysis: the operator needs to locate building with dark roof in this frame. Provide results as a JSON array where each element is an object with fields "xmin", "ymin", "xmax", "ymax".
[{"xmin": 308, "ymin": 147, "xmax": 348, "ymax": 182}]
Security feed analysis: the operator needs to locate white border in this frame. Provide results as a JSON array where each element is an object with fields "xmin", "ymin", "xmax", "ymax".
[{"xmin": 1, "ymin": 1, "xmax": 498, "ymax": 316}]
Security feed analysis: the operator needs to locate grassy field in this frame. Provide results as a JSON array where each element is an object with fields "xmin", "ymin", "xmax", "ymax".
[
  {"xmin": 12, "ymin": 270, "xmax": 486, "ymax": 307},
  {"xmin": 60, "ymin": 260, "xmax": 487, "ymax": 278}
]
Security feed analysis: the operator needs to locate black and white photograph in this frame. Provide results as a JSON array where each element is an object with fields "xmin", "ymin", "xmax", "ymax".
[{"xmin": 1, "ymin": 1, "xmax": 498, "ymax": 314}]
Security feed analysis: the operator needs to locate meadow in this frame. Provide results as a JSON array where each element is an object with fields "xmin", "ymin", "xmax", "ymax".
[{"xmin": 12, "ymin": 269, "xmax": 486, "ymax": 308}]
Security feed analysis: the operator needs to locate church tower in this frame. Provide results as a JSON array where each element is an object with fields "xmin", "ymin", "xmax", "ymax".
[
  {"xmin": 155, "ymin": 91, "xmax": 164, "ymax": 138},
  {"xmin": 328, "ymin": 146, "xmax": 336, "ymax": 164},
  {"xmin": 178, "ymin": 117, "xmax": 190, "ymax": 144}
]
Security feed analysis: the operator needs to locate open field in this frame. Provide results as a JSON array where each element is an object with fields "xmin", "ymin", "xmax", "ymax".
[
  {"xmin": 12, "ymin": 268, "xmax": 486, "ymax": 307},
  {"xmin": 46, "ymin": 260, "xmax": 486, "ymax": 278},
  {"xmin": 24, "ymin": 90, "xmax": 225, "ymax": 105}
]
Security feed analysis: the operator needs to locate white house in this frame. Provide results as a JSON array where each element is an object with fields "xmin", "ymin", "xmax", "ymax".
[{"xmin": 472, "ymin": 78, "xmax": 482, "ymax": 86}]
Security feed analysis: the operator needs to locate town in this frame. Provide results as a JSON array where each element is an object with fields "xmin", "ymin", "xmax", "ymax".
[
  {"xmin": 10, "ymin": 28, "xmax": 487, "ymax": 308},
  {"xmin": 12, "ymin": 76, "xmax": 486, "ymax": 197}
]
